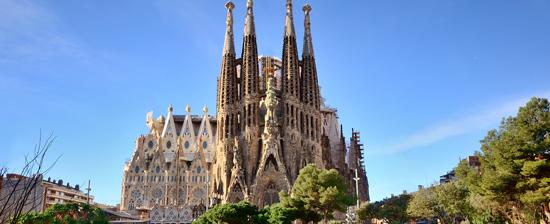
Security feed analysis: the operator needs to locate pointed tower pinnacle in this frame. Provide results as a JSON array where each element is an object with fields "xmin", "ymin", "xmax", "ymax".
[
  {"xmin": 242, "ymin": 0, "xmax": 259, "ymax": 99},
  {"xmin": 281, "ymin": 0, "xmax": 299, "ymax": 98},
  {"xmin": 303, "ymin": 4, "xmax": 314, "ymax": 57},
  {"xmin": 217, "ymin": 1, "xmax": 238, "ymax": 141},
  {"xmin": 300, "ymin": 3, "xmax": 320, "ymax": 109},
  {"xmin": 244, "ymin": 0, "xmax": 255, "ymax": 35},
  {"xmin": 223, "ymin": 1, "xmax": 236, "ymax": 55},
  {"xmin": 240, "ymin": 0, "xmax": 261, "ymax": 186},
  {"xmin": 285, "ymin": 0, "xmax": 296, "ymax": 37}
]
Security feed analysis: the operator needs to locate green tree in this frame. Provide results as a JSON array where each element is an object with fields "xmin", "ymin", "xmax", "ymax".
[
  {"xmin": 359, "ymin": 194, "xmax": 410, "ymax": 224},
  {"xmin": 16, "ymin": 203, "xmax": 107, "ymax": 224},
  {"xmin": 407, "ymin": 183, "xmax": 474, "ymax": 224},
  {"xmin": 411, "ymin": 155, "xmax": 522, "ymax": 224},
  {"xmin": 256, "ymin": 203, "xmax": 298, "ymax": 224},
  {"xmin": 280, "ymin": 164, "xmax": 352, "ymax": 223},
  {"xmin": 455, "ymin": 155, "xmax": 507, "ymax": 223},
  {"xmin": 194, "ymin": 201, "xmax": 298, "ymax": 224},
  {"xmin": 377, "ymin": 194, "xmax": 411, "ymax": 224},
  {"xmin": 279, "ymin": 190, "xmax": 321, "ymax": 223},
  {"xmin": 448, "ymin": 97, "xmax": 550, "ymax": 223},
  {"xmin": 193, "ymin": 201, "xmax": 258, "ymax": 224},
  {"xmin": 357, "ymin": 202, "xmax": 377, "ymax": 221},
  {"xmin": 407, "ymin": 187, "xmax": 437, "ymax": 221},
  {"xmin": 476, "ymin": 98, "xmax": 550, "ymax": 223}
]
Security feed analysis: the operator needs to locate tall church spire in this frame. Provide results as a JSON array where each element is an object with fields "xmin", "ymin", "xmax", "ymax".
[
  {"xmin": 301, "ymin": 3, "xmax": 320, "ymax": 109},
  {"xmin": 244, "ymin": 0, "xmax": 255, "ymax": 36},
  {"xmin": 213, "ymin": 2, "xmax": 239, "ymax": 204},
  {"xmin": 302, "ymin": 4, "xmax": 314, "ymax": 57},
  {"xmin": 217, "ymin": 1, "xmax": 238, "ymax": 141},
  {"xmin": 281, "ymin": 0, "xmax": 303, "ymax": 175},
  {"xmin": 285, "ymin": 0, "xmax": 296, "ymax": 37},
  {"xmin": 223, "ymin": 2, "xmax": 236, "ymax": 55},
  {"xmin": 241, "ymin": 0, "xmax": 259, "ymax": 98},
  {"xmin": 281, "ymin": 0, "xmax": 300, "ymax": 99},
  {"xmin": 241, "ymin": 0, "xmax": 261, "ymax": 185}
]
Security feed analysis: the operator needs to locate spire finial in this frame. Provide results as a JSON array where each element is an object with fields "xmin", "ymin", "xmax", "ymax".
[
  {"xmin": 203, "ymin": 105, "xmax": 208, "ymax": 114},
  {"xmin": 225, "ymin": 1, "xmax": 235, "ymax": 11},
  {"xmin": 185, "ymin": 104, "xmax": 191, "ymax": 113},
  {"xmin": 284, "ymin": 0, "xmax": 295, "ymax": 37},
  {"xmin": 223, "ymin": 1, "xmax": 236, "ymax": 55},
  {"xmin": 244, "ymin": 0, "xmax": 255, "ymax": 35},
  {"xmin": 303, "ymin": 3, "xmax": 311, "ymax": 15},
  {"xmin": 168, "ymin": 104, "xmax": 173, "ymax": 113},
  {"xmin": 302, "ymin": 3, "xmax": 314, "ymax": 57}
]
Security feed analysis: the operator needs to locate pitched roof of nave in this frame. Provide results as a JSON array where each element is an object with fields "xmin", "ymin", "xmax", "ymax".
[
  {"xmin": 142, "ymin": 106, "xmax": 217, "ymax": 162},
  {"xmin": 171, "ymin": 115, "xmax": 217, "ymax": 137},
  {"xmin": 163, "ymin": 102, "xmax": 333, "ymax": 138}
]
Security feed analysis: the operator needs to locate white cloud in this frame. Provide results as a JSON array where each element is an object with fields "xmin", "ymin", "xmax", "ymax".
[
  {"xmin": 373, "ymin": 90, "xmax": 550, "ymax": 155},
  {"xmin": 0, "ymin": 0, "xmax": 81, "ymax": 62}
]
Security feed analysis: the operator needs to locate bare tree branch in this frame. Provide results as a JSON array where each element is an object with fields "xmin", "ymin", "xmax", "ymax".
[{"xmin": 0, "ymin": 131, "xmax": 60, "ymax": 224}]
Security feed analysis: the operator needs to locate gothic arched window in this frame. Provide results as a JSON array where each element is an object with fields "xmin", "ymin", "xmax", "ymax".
[{"xmin": 263, "ymin": 182, "xmax": 279, "ymax": 206}]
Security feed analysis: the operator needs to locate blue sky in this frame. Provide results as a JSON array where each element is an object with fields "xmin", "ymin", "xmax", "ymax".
[{"xmin": 1, "ymin": 0, "xmax": 549, "ymax": 205}]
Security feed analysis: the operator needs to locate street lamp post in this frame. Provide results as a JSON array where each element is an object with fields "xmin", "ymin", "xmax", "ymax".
[{"xmin": 353, "ymin": 169, "xmax": 360, "ymax": 209}]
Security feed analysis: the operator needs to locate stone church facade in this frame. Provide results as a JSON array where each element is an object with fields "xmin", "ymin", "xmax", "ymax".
[{"xmin": 120, "ymin": 0, "xmax": 369, "ymax": 222}]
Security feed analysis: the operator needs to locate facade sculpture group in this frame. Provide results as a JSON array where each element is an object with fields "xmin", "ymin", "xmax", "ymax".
[{"xmin": 120, "ymin": 0, "xmax": 369, "ymax": 222}]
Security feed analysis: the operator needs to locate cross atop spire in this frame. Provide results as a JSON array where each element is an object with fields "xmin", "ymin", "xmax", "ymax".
[
  {"xmin": 244, "ymin": 0, "xmax": 255, "ymax": 35},
  {"xmin": 285, "ymin": 0, "xmax": 295, "ymax": 37},
  {"xmin": 223, "ymin": 1, "xmax": 235, "ymax": 55},
  {"xmin": 303, "ymin": 4, "xmax": 314, "ymax": 57}
]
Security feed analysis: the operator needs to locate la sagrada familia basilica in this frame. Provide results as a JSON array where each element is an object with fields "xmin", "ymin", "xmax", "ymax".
[{"xmin": 120, "ymin": 0, "xmax": 369, "ymax": 223}]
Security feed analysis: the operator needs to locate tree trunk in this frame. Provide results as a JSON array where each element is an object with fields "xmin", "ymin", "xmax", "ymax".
[{"xmin": 543, "ymin": 203, "xmax": 550, "ymax": 224}]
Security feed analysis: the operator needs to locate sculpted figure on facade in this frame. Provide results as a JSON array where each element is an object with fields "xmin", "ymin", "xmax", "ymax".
[{"xmin": 261, "ymin": 75, "xmax": 279, "ymax": 126}]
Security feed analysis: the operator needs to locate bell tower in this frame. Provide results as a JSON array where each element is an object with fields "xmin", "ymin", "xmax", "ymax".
[
  {"xmin": 212, "ymin": 1, "xmax": 238, "ymax": 204},
  {"xmin": 280, "ymin": 0, "xmax": 305, "ymax": 183},
  {"xmin": 240, "ymin": 0, "xmax": 261, "ymax": 186},
  {"xmin": 300, "ymin": 4, "xmax": 324, "ymax": 168}
]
